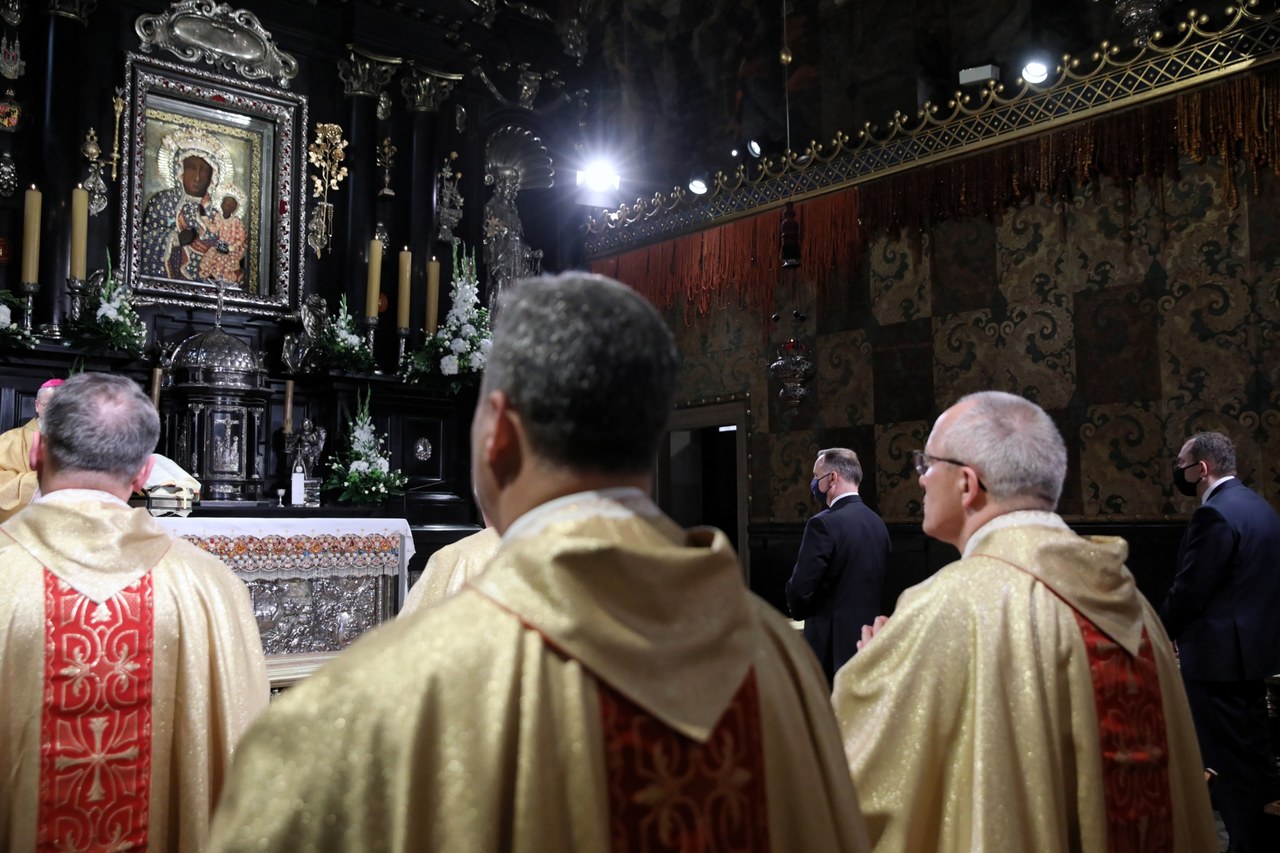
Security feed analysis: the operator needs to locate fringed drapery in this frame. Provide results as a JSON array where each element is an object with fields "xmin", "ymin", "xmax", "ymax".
[
  {"xmin": 591, "ymin": 190, "xmax": 859, "ymax": 328},
  {"xmin": 596, "ymin": 68, "xmax": 1280, "ymax": 319}
]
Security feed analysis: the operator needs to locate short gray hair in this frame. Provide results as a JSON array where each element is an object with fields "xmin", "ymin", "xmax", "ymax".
[
  {"xmin": 1186, "ymin": 431, "xmax": 1236, "ymax": 475},
  {"xmin": 483, "ymin": 273, "xmax": 678, "ymax": 473},
  {"xmin": 817, "ymin": 448, "xmax": 862, "ymax": 486},
  {"xmin": 41, "ymin": 373, "xmax": 159, "ymax": 481},
  {"xmin": 940, "ymin": 391, "xmax": 1066, "ymax": 507}
]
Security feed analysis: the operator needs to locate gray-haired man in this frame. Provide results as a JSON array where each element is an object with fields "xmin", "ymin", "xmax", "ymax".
[
  {"xmin": 211, "ymin": 273, "xmax": 868, "ymax": 851},
  {"xmin": 835, "ymin": 391, "xmax": 1215, "ymax": 851},
  {"xmin": 0, "ymin": 372, "xmax": 268, "ymax": 850}
]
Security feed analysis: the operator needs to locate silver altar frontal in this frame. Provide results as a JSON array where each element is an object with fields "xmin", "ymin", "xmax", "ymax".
[
  {"xmin": 156, "ymin": 516, "xmax": 414, "ymax": 688},
  {"xmin": 162, "ymin": 322, "xmax": 271, "ymax": 502}
]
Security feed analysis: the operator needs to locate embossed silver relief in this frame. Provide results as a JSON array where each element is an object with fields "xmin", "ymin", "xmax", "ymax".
[
  {"xmin": 0, "ymin": 34, "xmax": 25, "ymax": 80},
  {"xmin": 249, "ymin": 576, "xmax": 384, "ymax": 655},
  {"xmin": 0, "ymin": 152, "xmax": 16, "ymax": 198},
  {"xmin": 0, "ymin": 0, "xmax": 20, "ymax": 27},
  {"xmin": 413, "ymin": 437, "xmax": 433, "ymax": 462},
  {"xmin": 135, "ymin": 1, "xmax": 299, "ymax": 87}
]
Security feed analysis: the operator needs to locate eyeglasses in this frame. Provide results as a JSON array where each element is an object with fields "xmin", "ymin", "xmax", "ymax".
[{"xmin": 912, "ymin": 450, "xmax": 988, "ymax": 491}]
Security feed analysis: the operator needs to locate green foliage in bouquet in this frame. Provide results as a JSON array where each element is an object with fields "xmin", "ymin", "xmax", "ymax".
[
  {"xmin": 323, "ymin": 387, "xmax": 407, "ymax": 504},
  {"xmin": 69, "ymin": 255, "xmax": 148, "ymax": 358},
  {"xmin": 402, "ymin": 242, "xmax": 491, "ymax": 392},
  {"xmin": 0, "ymin": 290, "xmax": 36, "ymax": 349},
  {"xmin": 311, "ymin": 294, "xmax": 377, "ymax": 373}
]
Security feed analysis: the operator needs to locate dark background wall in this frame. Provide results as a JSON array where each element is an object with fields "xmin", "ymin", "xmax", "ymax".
[{"xmin": 664, "ymin": 156, "xmax": 1279, "ymax": 613}]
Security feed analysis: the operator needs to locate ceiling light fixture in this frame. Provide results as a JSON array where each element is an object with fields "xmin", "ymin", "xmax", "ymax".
[
  {"xmin": 688, "ymin": 171, "xmax": 710, "ymax": 195},
  {"xmin": 1021, "ymin": 58, "xmax": 1050, "ymax": 84},
  {"xmin": 747, "ymin": 139, "xmax": 762, "ymax": 158},
  {"xmin": 575, "ymin": 159, "xmax": 620, "ymax": 193}
]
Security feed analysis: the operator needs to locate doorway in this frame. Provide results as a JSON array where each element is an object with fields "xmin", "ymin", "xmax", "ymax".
[{"xmin": 655, "ymin": 399, "xmax": 750, "ymax": 578}]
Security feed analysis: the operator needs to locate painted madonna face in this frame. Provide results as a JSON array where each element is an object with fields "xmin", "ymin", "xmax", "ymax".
[{"xmin": 181, "ymin": 155, "xmax": 214, "ymax": 198}]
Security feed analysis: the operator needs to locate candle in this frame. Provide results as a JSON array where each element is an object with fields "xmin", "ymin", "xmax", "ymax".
[
  {"xmin": 365, "ymin": 238, "xmax": 383, "ymax": 318},
  {"xmin": 21, "ymin": 185, "xmax": 40, "ymax": 285},
  {"xmin": 283, "ymin": 379, "xmax": 294, "ymax": 434},
  {"xmin": 426, "ymin": 256, "xmax": 440, "ymax": 334},
  {"xmin": 149, "ymin": 367, "xmax": 162, "ymax": 409},
  {"xmin": 397, "ymin": 247, "xmax": 411, "ymax": 329},
  {"xmin": 70, "ymin": 184, "xmax": 88, "ymax": 280}
]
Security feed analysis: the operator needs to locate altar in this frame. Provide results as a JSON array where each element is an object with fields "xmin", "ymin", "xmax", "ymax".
[{"xmin": 156, "ymin": 516, "xmax": 414, "ymax": 687}]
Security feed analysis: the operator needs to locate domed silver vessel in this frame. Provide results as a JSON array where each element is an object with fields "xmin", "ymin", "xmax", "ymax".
[{"xmin": 162, "ymin": 322, "xmax": 271, "ymax": 502}]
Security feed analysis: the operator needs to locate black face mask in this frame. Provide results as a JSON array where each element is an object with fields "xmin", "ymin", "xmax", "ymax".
[
  {"xmin": 1173, "ymin": 462, "xmax": 1200, "ymax": 497},
  {"xmin": 810, "ymin": 472, "xmax": 833, "ymax": 503}
]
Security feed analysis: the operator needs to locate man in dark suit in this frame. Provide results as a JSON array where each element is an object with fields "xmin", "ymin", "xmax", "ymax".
[
  {"xmin": 1161, "ymin": 431, "xmax": 1280, "ymax": 852},
  {"xmin": 786, "ymin": 447, "xmax": 891, "ymax": 685}
]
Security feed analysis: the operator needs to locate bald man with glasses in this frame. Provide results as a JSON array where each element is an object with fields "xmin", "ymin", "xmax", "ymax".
[{"xmin": 833, "ymin": 391, "xmax": 1215, "ymax": 852}]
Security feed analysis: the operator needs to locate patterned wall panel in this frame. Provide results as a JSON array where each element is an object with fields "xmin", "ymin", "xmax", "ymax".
[
  {"xmin": 813, "ymin": 329, "xmax": 874, "ymax": 430},
  {"xmin": 661, "ymin": 154, "xmax": 1280, "ymax": 524},
  {"xmin": 874, "ymin": 421, "xmax": 929, "ymax": 520},
  {"xmin": 869, "ymin": 234, "xmax": 931, "ymax": 326}
]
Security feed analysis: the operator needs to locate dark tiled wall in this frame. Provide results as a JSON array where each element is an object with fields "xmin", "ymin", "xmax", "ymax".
[{"xmin": 665, "ymin": 157, "xmax": 1280, "ymax": 527}]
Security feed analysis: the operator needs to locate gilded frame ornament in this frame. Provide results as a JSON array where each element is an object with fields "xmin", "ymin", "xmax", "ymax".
[{"xmin": 120, "ymin": 52, "xmax": 306, "ymax": 317}]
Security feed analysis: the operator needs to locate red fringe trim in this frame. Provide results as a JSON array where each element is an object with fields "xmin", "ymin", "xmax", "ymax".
[{"xmin": 594, "ymin": 68, "xmax": 1280, "ymax": 319}]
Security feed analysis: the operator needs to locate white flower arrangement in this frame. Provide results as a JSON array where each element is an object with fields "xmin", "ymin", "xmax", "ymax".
[
  {"xmin": 323, "ymin": 387, "xmax": 407, "ymax": 503},
  {"xmin": 311, "ymin": 294, "xmax": 377, "ymax": 373},
  {"xmin": 0, "ymin": 291, "xmax": 36, "ymax": 349},
  {"xmin": 69, "ymin": 256, "xmax": 147, "ymax": 358},
  {"xmin": 402, "ymin": 242, "xmax": 492, "ymax": 389}
]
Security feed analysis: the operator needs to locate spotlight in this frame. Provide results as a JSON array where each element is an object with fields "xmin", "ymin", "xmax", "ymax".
[
  {"xmin": 688, "ymin": 176, "xmax": 709, "ymax": 195},
  {"xmin": 576, "ymin": 159, "xmax": 620, "ymax": 193},
  {"xmin": 747, "ymin": 139, "xmax": 763, "ymax": 158},
  {"xmin": 1021, "ymin": 58, "xmax": 1050, "ymax": 84},
  {"xmin": 730, "ymin": 147, "xmax": 740, "ymax": 158}
]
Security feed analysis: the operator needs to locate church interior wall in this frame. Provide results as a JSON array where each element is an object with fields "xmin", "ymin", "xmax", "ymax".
[{"xmin": 658, "ymin": 154, "xmax": 1279, "ymax": 612}]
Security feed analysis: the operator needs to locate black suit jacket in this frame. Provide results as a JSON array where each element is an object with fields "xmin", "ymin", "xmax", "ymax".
[
  {"xmin": 1160, "ymin": 478, "xmax": 1280, "ymax": 681},
  {"xmin": 785, "ymin": 494, "xmax": 891, "ymax": 683}
]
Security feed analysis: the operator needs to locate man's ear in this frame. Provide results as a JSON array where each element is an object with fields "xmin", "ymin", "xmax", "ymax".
[
  {"xmin": 128, "ymin": 455, "xmax": 156, "ymax": 495},
  {"xmin": 959, "ymin": 467, "xmax": 987, "ymax": 512},
  {"xmin": 485, "ymin": 391, "xmax": 524, "ymax": 488}
]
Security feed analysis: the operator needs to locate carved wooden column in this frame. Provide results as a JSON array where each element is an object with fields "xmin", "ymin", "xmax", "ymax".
[
  {"xmin": 402, "ymin": 63, "xmax": 460, "ymax": 338},
  {"xmin": 35, "ymin": 0, "xmax": 95, "ymax": 337},
  {"xmin": 337, "ymin": 46, "xmax": 399, "ymax": 323}
]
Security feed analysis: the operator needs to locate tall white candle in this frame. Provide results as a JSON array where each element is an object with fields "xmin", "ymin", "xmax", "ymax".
[
  {"xmin": 21, "ymin": 185, "xmax": 41, "ymax": 285},
  {"xmin": 365, "ymin": 238, "xmax": 383, "ymax": 318},
  {"xmin": 70, "ymin": 184, "xmax": 88, "ymax": 280}
]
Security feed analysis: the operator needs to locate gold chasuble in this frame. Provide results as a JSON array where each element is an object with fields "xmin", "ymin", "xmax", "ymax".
[
  {"xmin": 835, "ymin": 511, "xmax": 1216, "ymax": 853},
  {"xmin": 210, "ymin": 489, "xmax": 869, "ymax": 852},
  {"xmin": 0, "ymin": 490, "xmax": 270, "ymax": 852},
  {"xmin": 399, "ymin": 526, "xmax": 501, "ymax": 615},
  {"xmin": 0, "ymin": 418, "xmax": 39, "ymax": 522}
]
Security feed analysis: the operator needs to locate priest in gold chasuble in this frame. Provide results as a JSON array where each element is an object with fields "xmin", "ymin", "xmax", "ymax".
[
  {"xmin": 209, "ymin": 274, "xmax": 869, "ymax": 852},
  {"xmin": 399, "ymin": 524, "xmax": 501, "ymax": 615},
  {"xmin": 0, "ymin": 373, "xmax": 269, "ymax": 852},
  {"xmin": 834, "ymin": 392, "xmax": 1217, "ymax": 853},
  {"xmin": 0, "ymin": 378, "xmax": 61, "ymax": 523}
]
